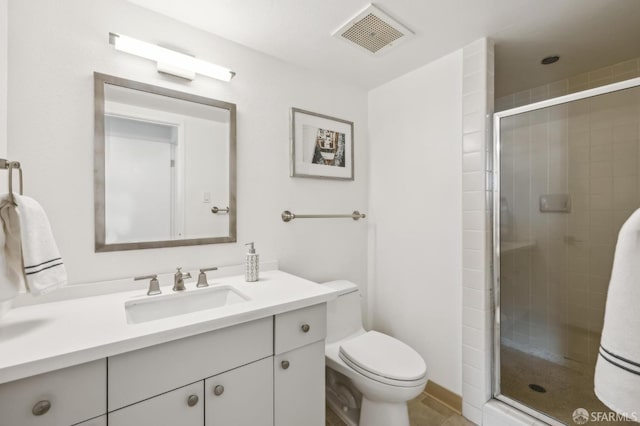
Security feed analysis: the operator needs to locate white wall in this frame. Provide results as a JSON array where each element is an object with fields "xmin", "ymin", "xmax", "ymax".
[
  {"xmin": 7, "ymin": 0, "xmax": 368, "ymax": 290},
  {"xmin": 368, "ymin": 51, "xmax": 463, "ymax": 394},
  {"xmin": 0, "ymin": 0, "xmax": 7, "ymax": 167}
]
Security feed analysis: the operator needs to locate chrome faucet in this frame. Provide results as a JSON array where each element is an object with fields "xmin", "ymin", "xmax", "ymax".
[
  {"xmin": 173, "ymin": 267, "xmax": 192, "ymax": 292},
  {"xmin": 134, "ymin": 274, "xmax": 161, "ymax": 296},
  {"xmin": 196, "ymin": 267, "xmax": 218, "ymax": 288}
]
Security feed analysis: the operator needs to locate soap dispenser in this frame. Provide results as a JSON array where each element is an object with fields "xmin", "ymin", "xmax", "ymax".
[{"xmin": 245, "ymin": 242, "xmax": 259, "ymax": 282}]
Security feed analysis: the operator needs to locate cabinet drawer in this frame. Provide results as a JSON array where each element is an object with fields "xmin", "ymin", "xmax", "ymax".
[
  {"xmin": 108, "ymin": 317, "xmax": 272, "ymax": 411},
  {"xmin": 0, "ymin": 359, "xmax": 106, "ymax": 426},
  {"xmin": 75, "ymin": 415, "xmax": 106, "ymax": 426},
  {"xmin": 274, "ymin": 303, "xmax": 326, "ymax": 354},
  {"xmin": 108, "ymin": 381, "xmax": 203, "ymax": 426}
]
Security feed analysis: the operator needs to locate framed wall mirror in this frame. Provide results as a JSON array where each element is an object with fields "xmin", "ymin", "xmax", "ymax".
[{"xmin": 94, "ymin": 73, "xmax": 236, "ymax": 252}]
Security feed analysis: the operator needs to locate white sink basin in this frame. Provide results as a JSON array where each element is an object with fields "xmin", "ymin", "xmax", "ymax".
[{"xmin": 125, "ymin": 285, "xmax": 250, "ymax": 324}]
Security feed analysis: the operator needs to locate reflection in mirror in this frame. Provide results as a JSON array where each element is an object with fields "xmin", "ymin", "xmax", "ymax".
[{"xmin": 94, "ymin": 73, "xmax": 236, "ymax": 251}]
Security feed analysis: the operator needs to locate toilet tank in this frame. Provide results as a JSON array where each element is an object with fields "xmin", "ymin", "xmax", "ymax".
[{"xmin": 323, "ymin": 281, "xmax": 365, "ymax": 344}]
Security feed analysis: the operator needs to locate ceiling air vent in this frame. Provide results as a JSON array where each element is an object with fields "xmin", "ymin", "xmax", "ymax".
[{"xmin": 333, "ymin": 4, "xmax": 414, "ymax": 55}]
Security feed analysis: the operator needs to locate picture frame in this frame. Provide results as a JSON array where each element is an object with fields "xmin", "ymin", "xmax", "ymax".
[{"xmin": 290, "ymin": 107, "xmax": 354, "ymax": 180}]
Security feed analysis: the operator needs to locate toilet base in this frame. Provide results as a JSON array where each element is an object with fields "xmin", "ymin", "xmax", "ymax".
[{"xmin": 359, "ymin": 396, "xmax": 409, "ymax": 426}]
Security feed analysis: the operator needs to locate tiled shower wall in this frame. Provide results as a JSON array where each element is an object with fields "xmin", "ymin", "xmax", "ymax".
[
  {"xmin": 496, "ymin": 59, "xmax": 640, "ymax": 369},
  {"xmin": 461, "ymin": 38, "xmax": 494, "ymax": 424},
  {"xmin": 496, "ymin": 57, "xmax": 640, "ymax": 111}
]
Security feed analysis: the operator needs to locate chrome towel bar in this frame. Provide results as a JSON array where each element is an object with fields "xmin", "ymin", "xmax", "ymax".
[
  {"xmin": 211, "ymin": 206, "xmax": 230, "ymax": 214},
  {"xmin": 281, "ymin": 210, "xmax": 366, "ymax": 222}
]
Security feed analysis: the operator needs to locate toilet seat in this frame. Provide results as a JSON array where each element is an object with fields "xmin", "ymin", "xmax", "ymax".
[{"xmin": 338, "ymin": 331, "xmax": 427, "ymax": 387}]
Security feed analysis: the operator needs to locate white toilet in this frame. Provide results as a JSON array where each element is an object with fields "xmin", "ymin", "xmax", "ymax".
[{"xmin": 323, "ymin": 280, "xmax": 427, "ymax": 426}]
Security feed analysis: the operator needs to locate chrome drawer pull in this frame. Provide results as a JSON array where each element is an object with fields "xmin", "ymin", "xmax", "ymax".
[
  {"xmin": 32, "ymin": 400, "xmax": 51, "ymax": 416},
  {"xmin": 213, "ymin": 385, "xmax": 225, "ymax": 396},
  {"xmin": 301, "ymin": 323, "xmax": 310, "ymax": 333},
  {"xmin": 281, "ymin": 360, "xmax": 290, "ymax": 370},
  {"xmin": 187, "ymin": 394, "xmax": 199, "ymax": 407}
]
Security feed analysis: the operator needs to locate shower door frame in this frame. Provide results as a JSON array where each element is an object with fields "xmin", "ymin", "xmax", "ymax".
[{"xmin": 492, "ymin": 76, "xmax": 640, "ymax": 425}]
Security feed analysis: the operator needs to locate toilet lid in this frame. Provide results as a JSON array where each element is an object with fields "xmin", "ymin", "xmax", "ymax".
[{"xmin": 339, "ymin": 331, "xmax": 427, "ymax": 382}]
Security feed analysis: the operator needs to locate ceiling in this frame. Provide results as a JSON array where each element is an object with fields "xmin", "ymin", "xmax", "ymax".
[{"xmin": 127, "ymin": 0, "xmax": 640, "ymax": 97}]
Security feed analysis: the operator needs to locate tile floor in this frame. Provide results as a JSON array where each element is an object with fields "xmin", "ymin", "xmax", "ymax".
[{"xmin": 326, "ymin": 393, "xmax": 474, "ymax": 426}]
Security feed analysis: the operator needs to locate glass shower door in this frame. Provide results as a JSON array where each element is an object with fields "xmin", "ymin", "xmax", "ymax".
[{"xmin": 495, "ymin": 82, "xmax": 640, "ymax": 424}]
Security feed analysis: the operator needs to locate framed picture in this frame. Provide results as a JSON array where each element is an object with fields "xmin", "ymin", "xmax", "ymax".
[{"xmin": 290, "ymin": 108, "xmax": 354, "ymax": 180}]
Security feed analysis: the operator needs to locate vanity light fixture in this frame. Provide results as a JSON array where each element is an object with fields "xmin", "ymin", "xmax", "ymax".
[{"xmin": 108, "ymin": 33, "xmax": 235, "ymax": 82}]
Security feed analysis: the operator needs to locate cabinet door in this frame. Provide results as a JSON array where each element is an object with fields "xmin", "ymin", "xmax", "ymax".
[
  {"xmin": 274, "ymin": 340, "xmax": 325, "ymax": 426},
  {"xmin": 205, "ymin": 356, "xmax": 273, "ymax": 426},
  {"xmin": 108, "ymin": 381, "xmax": 203, "ymax": 426},
  {"xmin": 74, "ymin": 415, "xmax": 106, "ymax": 426}
]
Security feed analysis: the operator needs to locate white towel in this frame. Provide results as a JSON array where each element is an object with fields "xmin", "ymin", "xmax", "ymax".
[
  {"xmin": 0, "ymin": 211, "xmax": 21, "ymax": 319},
  {"xmin": 594, "ymin": 208, "xmax": 640, "ymax": 417},
  {"xmin": 0, "ymin": 194, "xmax": 67, "ymax": 296},
  {"xmin": 0, "ymin": 195, "xmax": 24, "ymax": 306}
]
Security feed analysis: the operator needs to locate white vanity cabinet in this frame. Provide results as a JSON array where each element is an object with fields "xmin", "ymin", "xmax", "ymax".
[
  {"xmin": 0, "ymin": 359, "xmax": 106, "ymax": 426},
  {"xmin": 106, "ymin": 304, "xmax": 327, "ymax": 426},
  {"xmin": 274, "ymin": 304, "xmax": 327, "ymax": 426},
  {"xmin": 0, "ymin": 298, "xmax": 330, "ymax": 426}
]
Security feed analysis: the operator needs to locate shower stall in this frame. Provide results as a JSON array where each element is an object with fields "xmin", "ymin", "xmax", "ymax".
[{"xmin": 493, "ymin": 77, "xmax": 640, "ymax": 425}]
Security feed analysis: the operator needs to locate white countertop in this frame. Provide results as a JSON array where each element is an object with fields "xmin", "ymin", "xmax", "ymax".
[{"xmin": 0, "ymin": 270, "xmax": 337, "ymax": 384}]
